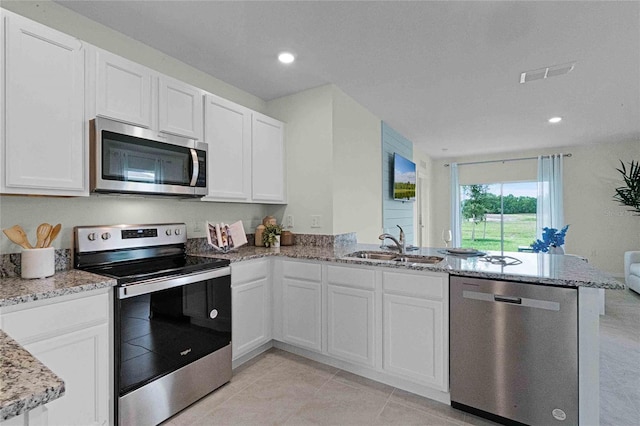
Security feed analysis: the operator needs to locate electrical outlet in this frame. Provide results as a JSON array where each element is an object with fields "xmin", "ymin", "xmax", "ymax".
[
  {"xmin": 286, "ymin": 215, "xmax": 294, "ymax": 228},
  {"xmin": 193, "ymin": 221, "xmax": 203, "ymax": 233},
  {"xmin": 311, "ymin": 215, "xmax": 321, "ymax": 228}
]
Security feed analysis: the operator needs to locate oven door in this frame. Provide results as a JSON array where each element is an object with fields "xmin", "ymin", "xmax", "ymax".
[
  {"xmin": 115, "ymin": 267, "xmax": 231, "ymax": 398},
  {"xmin": 91, "ymin": 117, "xmax": 207, "ymax": 197}
]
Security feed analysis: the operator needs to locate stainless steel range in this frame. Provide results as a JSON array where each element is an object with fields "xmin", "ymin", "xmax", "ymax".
[{"xmin": 74, "ymin": 223, "xmax": 231, "ymax": 426}]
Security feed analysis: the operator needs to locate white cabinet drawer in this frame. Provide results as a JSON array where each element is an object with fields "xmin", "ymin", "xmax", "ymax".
[
  {"xmin": 327, "ymin": 265, "xmax": 375, "ymax": 290},
  {"xmin": 282, "ymin": 260, "xmax": 322, "ymax": 282},
  {"xmin": 382, "ymin": 271, "xmax": 446, "ymax": 300},
  {"xmin": 231, "ymin": 259, "xmax": 270, "ymax": 286},
  {"xmin": 0, "ymin": 291, "xmax": 109, "ymax": 344}
]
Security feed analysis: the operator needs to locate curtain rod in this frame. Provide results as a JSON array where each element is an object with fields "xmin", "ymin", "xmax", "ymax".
[{"xmin": 443, "ymin": 153, "xmax": 572, "ymax": 167}]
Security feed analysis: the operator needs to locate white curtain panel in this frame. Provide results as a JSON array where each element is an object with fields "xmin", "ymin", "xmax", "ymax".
[
  {"xmin": 536, "ymin": 154, "xmax": 564, "ymax": 236},
  {"xmin": 450, "ymin": 162, "xmax": 462, "ymax": 247}
]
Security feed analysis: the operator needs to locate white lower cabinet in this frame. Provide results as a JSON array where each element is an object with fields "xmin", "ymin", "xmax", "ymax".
[
  {"xmin": 272, "ymin": 258, "xmax": 449, "ymax": 397},
  {"xmin": 280, "ymin": 260, "xmax": 322, "ymax": 352},
  {"xmin": 382, "ymin": 270, "xmax": 448, "ymax": 392},
  {"xmin": 0, "ymin": 289, "xmax": 111, "ymax": 426},
  {"xmin": 24, "ymin": 324, "xmax": 109, "ymax": 426},
  {"xmin": 326, "ymin": 265, "xmax": 376, "ymax": 367},
  {"xmin": 231, "ymin": 259, "xmax": 272, "ymax": 360}
]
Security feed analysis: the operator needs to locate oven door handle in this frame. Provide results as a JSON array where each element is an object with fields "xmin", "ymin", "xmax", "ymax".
[{"xmin": 117, "ymin": 266, "xmax": 231, "ymax": 299}]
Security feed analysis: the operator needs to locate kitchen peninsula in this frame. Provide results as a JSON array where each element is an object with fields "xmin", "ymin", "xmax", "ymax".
[{"xmin": 0, "ymin": 243, "xmax": 623, "ymax": 425}]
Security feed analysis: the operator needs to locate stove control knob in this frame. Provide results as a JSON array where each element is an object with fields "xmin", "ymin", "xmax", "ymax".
[
  {"xmin": 165, "ymin": 229, "xmax": 172, "ymax": 236},
  {"xmin": 175, "ymin": 228, "xmax": 182, "ymax": 236},
  {"xmin": 87, "ymin": 232, "xmax": 96, "ymax": 241},
  {"xmin": 101, "ymin": 232, "xmax": 111, "ymax": 241}
]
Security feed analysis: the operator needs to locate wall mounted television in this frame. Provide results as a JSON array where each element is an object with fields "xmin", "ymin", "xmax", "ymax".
[{"xmin": 393, "ymin": 153, "xmax": 416, "ymax": 201}]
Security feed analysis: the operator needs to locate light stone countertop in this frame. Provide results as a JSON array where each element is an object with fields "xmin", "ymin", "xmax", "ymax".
[
  {"xmin": 0, "ymin": 269, "xmax": 117, "ymax": 308},
  {"xmin": 0, "ymin": 243, "xmax": 623, "ymax": 422},
  {"xmin": 0, "ymin": 330, "xmax": 65, "ymax": 421},
  {"xmin": 193, "ymin": 243, "xmax": 625, "ymax": 290}
]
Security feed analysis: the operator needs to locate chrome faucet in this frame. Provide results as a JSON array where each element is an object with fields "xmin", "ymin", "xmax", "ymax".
[{"xmin": 379, "ymin": 225, "xmax": 406, "ymax": 254}]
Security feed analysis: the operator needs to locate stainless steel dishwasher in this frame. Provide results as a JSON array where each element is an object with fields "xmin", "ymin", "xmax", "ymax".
[{"xmin": 450, "ymin": 276, "xmax": 578, "ymax": 425}]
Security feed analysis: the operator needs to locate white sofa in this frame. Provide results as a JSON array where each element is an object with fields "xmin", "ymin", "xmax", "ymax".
[{"xmin": 624, "ymin": 251, "xmax": 640, "ymax": 294}]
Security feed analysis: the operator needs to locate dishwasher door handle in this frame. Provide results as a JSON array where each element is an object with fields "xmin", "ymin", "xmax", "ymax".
[
  {"xmin": 462, "ymin": 290, "xmax": 561, "ymax": 311},
  {"xmin": 494, "ymin": 295, "xmax": 522, "ymax": 304}
]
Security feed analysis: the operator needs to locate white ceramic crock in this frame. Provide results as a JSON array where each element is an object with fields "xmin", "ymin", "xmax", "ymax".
[{"xmin": 21, "ymin": 247, "xmax": 55, "ymax": 279}]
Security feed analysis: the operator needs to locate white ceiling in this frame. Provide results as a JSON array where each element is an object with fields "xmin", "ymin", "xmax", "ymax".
[{"xmin": 55, "ymin": 0, "xmax": 640, "ymax": 159}]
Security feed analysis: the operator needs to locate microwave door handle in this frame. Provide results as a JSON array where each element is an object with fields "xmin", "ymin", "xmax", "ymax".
[{"xmin": 189, "ymin": 148, "xmax": 199, "ymax": 186}]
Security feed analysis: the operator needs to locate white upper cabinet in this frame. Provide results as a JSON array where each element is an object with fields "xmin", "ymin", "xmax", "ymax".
[
  {"xmin": 93, "ymin": 48, "xmax": 204, "ymax": 140},
  {"xmin": 1, "ymin": 10, "xmax": 87, "ymax": 196},
  {"xmin": 203, "ymin": 95, "xmax": 285, "ymax": 203},
  {"xmin": 204, "ymin": 93, "xmax": 252, "ymax": 200},
  {"xmin": 158, "ymin": 75, "xmax": 204, "ymax": 140},
  {"xmin": 252, "ymin": 113, "xmax": 285, "ymax": 203},
  {"xmin": 95, "ymin": 49, "xmax": 154, "ymax": 128}
]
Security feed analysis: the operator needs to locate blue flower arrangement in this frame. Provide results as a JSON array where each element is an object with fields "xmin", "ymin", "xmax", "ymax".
[{"xmin": 530, "ymin": 225, "xmax": 570, "ymax": 253}]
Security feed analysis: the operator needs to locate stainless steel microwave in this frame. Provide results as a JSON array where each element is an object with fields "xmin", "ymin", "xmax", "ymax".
[{"xmin": 90, "ymin": 118, "xmax": 207, "ymax": 197}]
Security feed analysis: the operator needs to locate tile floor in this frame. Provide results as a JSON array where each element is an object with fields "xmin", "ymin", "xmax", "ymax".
[{"xmin": 164, "ymin": 288, "xmax": 640, "ymax": 426}]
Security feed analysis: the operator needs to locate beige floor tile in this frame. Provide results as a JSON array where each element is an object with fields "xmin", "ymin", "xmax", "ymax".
[
  {"xmin": 331, "ymin": 370, "xmax": 395, "ymax": 399},
  {"xmin": 388, "ymin": 388, "xmax": 467, "ymax": 424},
  {"xmin": 375, "ymin": 401, "xmax": 461, "ymax": 425},
  {"xmin": 288, "ymin": 379, "xmax": 389, "ymax": 425},
  {"xmin": 267, "ymin": 353, "xmax": 340, "ymax": 380}
]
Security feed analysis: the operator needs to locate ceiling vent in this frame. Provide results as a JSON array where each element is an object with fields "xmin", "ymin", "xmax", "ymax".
[{"xmin": 520, "ymin": 61, "xmax": 576, "ymax": 84}]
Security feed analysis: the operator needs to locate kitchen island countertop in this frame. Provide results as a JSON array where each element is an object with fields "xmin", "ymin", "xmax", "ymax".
[{"xmin": 192, "ymin": 243, "xmax": 624, "ymax": 290}]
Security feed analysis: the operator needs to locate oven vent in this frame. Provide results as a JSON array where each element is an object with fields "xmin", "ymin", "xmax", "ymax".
[{"xmin": 519, "ymin": 61, "xmax": 576, "ymax": 84}]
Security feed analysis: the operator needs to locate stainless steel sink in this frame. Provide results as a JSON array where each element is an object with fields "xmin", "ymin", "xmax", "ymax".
[
  {"xmin": 393, "ymin": 255, "xmax": 444, "ymax": 264},
  {"xmin": 344, "ymin": 251, "xmax": 443, "ymax": 264},
  {"xmin": 348, "ymin": 251, "xmax": 398, "ymax": 261}
]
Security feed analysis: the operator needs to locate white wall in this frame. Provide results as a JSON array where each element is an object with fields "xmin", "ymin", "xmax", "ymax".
[
  {"xmin": 332, "ymin": 87, "xmax": 382, "ymax": 243},
  {"xmin": 0, "ymin": 196, "xmax": 269, "ymax": 253},
  {"xmin": 413, "ymin": 149, "xmax": 434, "ymax": 247},
  {"xmin": 266, "ymin": 85, "xmax": 335, "ymax": 235},
  {"xmin": 430, "ymin": 139, "xmax": 640, "ymax": 276},
  {"xmin": 266, "ymin": 85, "xmax": 383, "ymax": 241},
  {"xmin": 1, "ymin": 0, "xmax": 265, "ymax": 112}
]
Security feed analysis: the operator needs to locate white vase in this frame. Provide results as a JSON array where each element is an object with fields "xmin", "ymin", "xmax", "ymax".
[
  {"xmin": 549, "ymin": 245, "xmax": 565, "ymax": 255},
  {"xmin": 272, "ymin": 235, "xmax": 281, "ymax": 248}
]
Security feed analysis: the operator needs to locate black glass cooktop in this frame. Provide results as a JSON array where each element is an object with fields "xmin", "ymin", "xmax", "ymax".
[{"xmin": 82, "ymin": 255, "xmax": 230, "ymax": 285}]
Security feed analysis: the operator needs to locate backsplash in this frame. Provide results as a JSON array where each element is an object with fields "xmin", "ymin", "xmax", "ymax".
[
  {"xmin": 0, "ymin": 233, "xmax": 358, "ymax": 278},
  {"xmin": 187, "ymin": 232, "xmax": 357, "ymax": 254},
  {"xmin": 0, "ymin": 249, "xmax": 72, "ymax": 278}
]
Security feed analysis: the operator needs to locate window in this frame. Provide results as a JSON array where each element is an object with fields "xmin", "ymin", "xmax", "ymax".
[{"xmin": 460, "ymin": 181, "xmax": 537, "ymax": 252}]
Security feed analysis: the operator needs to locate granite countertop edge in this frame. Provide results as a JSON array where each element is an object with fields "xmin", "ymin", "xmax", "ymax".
[
  {"xmin": 0, "ymin": 330, "xmax": 65, "ymax": 421},
  {"xmin": 0, "ymin": 270, "xmax": 117, "ymax": 308}
]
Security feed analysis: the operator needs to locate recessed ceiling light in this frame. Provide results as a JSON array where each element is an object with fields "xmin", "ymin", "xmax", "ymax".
[
  {"xmin": 278, "ymin": 52, "xmax": 295, "ymax": 64},
  {"xmin": 548, "ymin": 117, "xmax": 562, "ymax": 124}
]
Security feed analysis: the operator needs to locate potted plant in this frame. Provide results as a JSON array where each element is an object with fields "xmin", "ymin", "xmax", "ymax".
[
  {"xmin": 530, "ymin": 225, "xmax": 570, "ymax": 254},
  {"xmin": 262, "ymin": 224, "xmax": 282, "ymax": 247},
  {"xmin": 613, "ymin": 160, "xmax": 640, "ymax": 215}
]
